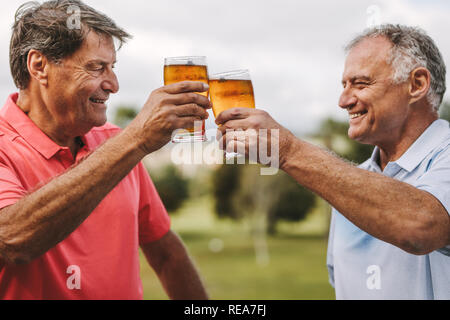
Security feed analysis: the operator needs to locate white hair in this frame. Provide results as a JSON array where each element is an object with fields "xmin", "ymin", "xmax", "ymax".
[{"xmin": 346, "ymin": 24, "xmax": 446, "ymax": 111}]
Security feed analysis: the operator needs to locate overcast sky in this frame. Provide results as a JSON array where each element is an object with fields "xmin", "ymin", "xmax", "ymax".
[{"xmin": 0, "ymin": 0, "xmax": 449, "ymax": 135}]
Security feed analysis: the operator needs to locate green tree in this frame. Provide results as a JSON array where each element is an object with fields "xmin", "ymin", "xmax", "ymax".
[
  {"xmin": 151, "ymin": 165, "xmax": 189, "ymax": 213},
  {"xmin": 211, "ymin": 163, "xmax": 315, "ymax": 234},
  {"xmin": 439, "ymin": 101, "xmax": 450, "ymax": 121},
  {"xmin": 267, "ymin": 171, "xmax": 316, "ymax": 234},
  {"xmin": 315, "ymin": 118, "xmax": 373, "ymax": 164},
  {"xmin": 211, "ymin": 164, "xmax": 242, "ymax": 219},
  {"xmin": 211, "ymin": 163, "xmax": 316, "ymax": 266}
]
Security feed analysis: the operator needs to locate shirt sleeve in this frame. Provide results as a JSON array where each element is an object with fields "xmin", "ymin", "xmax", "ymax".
[
  {"xmin": 136, "ymin": 162, "xmax": 171, "ymax": 245},
  {"xmin": 0, "ymin": 159, "xmax": 26, "ymax": 210},
  {"xmin": 414, "ymin": 146, "xmax": 450, "ymax": 215}
]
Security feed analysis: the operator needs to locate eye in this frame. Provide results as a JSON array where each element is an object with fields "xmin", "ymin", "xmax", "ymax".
[
  {"xmin": 93, "ymin": 65, "xmax": 105, "ymax": 72},
  {"xmin": 85, "ymin": 62, "xmax": 104, "ymax": 72},
  {"xmin": 354, "ymin": 82, "xmax": 369, "ymax": 89}
]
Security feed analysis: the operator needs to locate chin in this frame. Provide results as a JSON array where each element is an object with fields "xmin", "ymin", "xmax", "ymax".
[
  {"xmin": 93, "ymin": 112, "xmax": 108, "ymax": 126},
  {"xmin": 348, "ymin": 127, "xmax": 367, "ymax": 143},
  {"xmin": 348, "ymin": 127, "xmax": 358, "ymax": 141},
  {"xmin": 81, "ymin": 117, "xmax": 107, "ymax": 132},
  {"xmin": 93, "ymin": 118, "xmax": 108, "ymax": 128}
]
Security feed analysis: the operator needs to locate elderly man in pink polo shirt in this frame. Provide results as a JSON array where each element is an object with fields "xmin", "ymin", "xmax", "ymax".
[{"xmin": 0, "ymin": 0, "xmax": 210, "ymax": 299}]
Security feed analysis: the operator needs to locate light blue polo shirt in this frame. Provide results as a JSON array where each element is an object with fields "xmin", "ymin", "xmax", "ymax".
[{"xmin": 327, "ymin": 119, "xmax": 450, "ymax": 300}]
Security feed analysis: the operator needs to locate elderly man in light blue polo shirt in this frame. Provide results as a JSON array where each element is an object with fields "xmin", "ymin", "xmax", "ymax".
[
  {"xmin": 325, "ymin": 25, "xmax": 450, "ymax": 300},
  {"xmin": 328, "ymin": 118, "xmax": 450, "ymax": 299},
  {"xmin": 215, "ymin": 24, "xmax": 449, "ymax": 300}
]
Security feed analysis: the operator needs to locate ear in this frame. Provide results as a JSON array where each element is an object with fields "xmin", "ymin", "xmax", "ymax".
[
  {"xmin": 408, "ymin": 67, "xmax": 431, "ymax": 105},
  {"xmin": 27, "ymin": 49, "xmax": 50, "ymax": 87}
]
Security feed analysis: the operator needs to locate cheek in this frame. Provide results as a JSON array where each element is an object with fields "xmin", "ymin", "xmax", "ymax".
[
  {"xmin": 60, "ymin": 70, "xmax": 99, "ymax": 99},
  {"xmin": 377, "ymin": 91, "xmax": 408, "ymax": 118}
]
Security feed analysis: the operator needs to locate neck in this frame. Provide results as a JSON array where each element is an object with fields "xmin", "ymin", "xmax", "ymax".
[
  {"xmin": 16, "ymin": 89, "xmax": 81, "ymax": 158},
  {"xmin": 377, "ymin": 112, "xmax": 438, "ymax": 170}
]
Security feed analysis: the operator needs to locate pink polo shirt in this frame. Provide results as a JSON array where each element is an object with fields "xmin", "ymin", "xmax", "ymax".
[{"xmin": 0, "ymin": 93, "xmax": 171, "ymax": 300}]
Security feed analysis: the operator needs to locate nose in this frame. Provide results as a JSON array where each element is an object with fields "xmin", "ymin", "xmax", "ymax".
[
  {"xmin": 338, "ymin": 85, "xmax": 357, "ymax": 110},
  {"xmin": 102, "ymin": 68, "xmax": 119, "ymax": 94}
]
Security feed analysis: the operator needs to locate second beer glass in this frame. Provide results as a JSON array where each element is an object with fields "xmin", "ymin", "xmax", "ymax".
[{"xmin": 209, "ymin": 70, "xmax": 256, "ymax": 158}]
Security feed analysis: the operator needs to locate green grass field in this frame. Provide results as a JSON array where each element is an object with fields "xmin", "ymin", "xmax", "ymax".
[{"xmin": 139, "ymin": 196, "xmax": 336, "ymax": 300}]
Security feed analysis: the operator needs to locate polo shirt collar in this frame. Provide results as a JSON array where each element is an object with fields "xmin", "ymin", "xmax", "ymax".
[
  {"xmin": 367, "ymin": 147, "xmax": 382, "ymax": 172},
  {"xmin": 1, "ymin": 93, "xmax": 65, "ymax": 159},
  {"xmin": 396, "ymin": 119, "xmax": 449, "ymax": 172},
  {"xmin": 368, "ymin": 119, "xmax": 449, "ymax": 173}
]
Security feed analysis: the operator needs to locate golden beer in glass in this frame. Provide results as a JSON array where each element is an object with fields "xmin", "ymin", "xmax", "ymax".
[
  {"xmin": 164, "ymin": 56, "xmax": 208, "ymax": 143},
  {"xmin": 209, "ymin": 70, "xmax": 255, "ymax": 158},
  {"xmin": 209, "ymin": 70, "xmax": 255, "ymax": 117}
]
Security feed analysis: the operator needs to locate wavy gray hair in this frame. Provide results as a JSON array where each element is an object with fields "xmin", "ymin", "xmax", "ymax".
[
  {"xmin": 345, "ymin": 24, "xmax": 446, "ymax": 111},
  {"xmin": 10, "ymin": 0, "xmax": 131, "ymax": 90}
]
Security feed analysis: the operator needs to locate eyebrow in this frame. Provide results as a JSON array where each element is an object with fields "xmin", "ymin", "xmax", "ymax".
[{"xmin": 85, "ymin": 59, "xmax": 117, "ymax": 66}]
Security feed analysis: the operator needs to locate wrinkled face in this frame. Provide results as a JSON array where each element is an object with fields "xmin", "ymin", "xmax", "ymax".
[
  {"xmin": 339, "ymin": 36, "xmax": 410, "ymax": 146},
  {"xmin": 45, "ymin": 31, "xmax": 119, "ymax": 135}
]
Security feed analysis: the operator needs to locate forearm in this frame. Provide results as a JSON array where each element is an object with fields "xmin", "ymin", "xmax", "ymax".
[
  {"xmin": 0, "ymin": 127, "xmax": 146, "ymax": 264},
  {"xmin": 143, "ymin": 231, "xmax": 208, "ymax": 300},
  {"xmin": 155, "ymin": 254, "xmax": 209, "ymax": 300},
  {"xmin": 281, "ymin": 138, "xmax": 449, "ymax": 254}
]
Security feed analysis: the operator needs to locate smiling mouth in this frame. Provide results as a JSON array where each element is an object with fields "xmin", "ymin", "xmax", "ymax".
[
  {"xmin": 349, "ymin": 111, "xmax": 367, "ymax": 119},
  {"xmin": 89, "ymin": 97, "xmax": 107, "ymax": 104}
]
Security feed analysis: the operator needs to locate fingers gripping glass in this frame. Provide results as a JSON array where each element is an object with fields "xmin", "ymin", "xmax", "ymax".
[
  {"xmin": 164, "ymin": 56, "xmax": 208, "ymax": 143},
  {"xmin": 209, "ymin": 70, "xmax": 256, "ymax": 159}
]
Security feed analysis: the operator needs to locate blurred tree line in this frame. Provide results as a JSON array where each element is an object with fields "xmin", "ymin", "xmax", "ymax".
[
  {"xmin": 440, "ymin": 101, "xmax": 450, "ymax": 122},
  {"xmin": 212, "ymin": 163, "xmax": 316, "ymax": 235},
  {"xmin": 113, "ymin": 101, "xmax": 450, "ymax": 235}
]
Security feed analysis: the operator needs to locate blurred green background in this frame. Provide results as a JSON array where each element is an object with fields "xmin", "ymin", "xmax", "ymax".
[
  {"xmin": 140, "ymin": 196, "xmax": 334, "ymax": 300},
  {"xmin": 114, "ymin": 102, "xmax": 450, "ymax": 300}
]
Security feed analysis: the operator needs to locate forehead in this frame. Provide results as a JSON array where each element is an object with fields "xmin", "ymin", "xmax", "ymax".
[
  {"xmin": 342, "ymin": 36, "xmax": 393, "ymax": 80},
  {"xmin": 68, "ymin": 31, "xmax": 117, "ymax": 64}
]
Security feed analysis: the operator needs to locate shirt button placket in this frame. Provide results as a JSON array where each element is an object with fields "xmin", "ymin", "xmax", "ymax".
[{"xmin": 59, "ymin": 149, "xmax": 74, "ymax": 169}]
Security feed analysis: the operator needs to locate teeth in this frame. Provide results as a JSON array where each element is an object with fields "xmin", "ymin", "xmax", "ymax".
[
  {"xmin": 350, "ymin": 113, "xmax": 364, "ymax": 119},
  {"xmin": 91, "ymin": 99, "xmax": 106, "ymax": 104}
]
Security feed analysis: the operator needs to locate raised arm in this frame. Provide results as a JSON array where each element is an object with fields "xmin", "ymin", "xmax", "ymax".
[
  {"xmin": 0, "ymin": 82, "xmax": 210, "ymax": 265},
  {"xmin": 282, "ymin": 136, "xmax": 449, "ymax": 255},
  {"xmin": 216, "ymin": 108, "xmax": 450, "ymax": 255}
]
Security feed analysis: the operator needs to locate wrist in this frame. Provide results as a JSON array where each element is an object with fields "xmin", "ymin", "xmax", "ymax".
[
  {"xmin": 120, "ymin": 125, "xmax": 149, "ymax": 160},
  {"xmin": 279, "ymin": 132, "xmax": 299, "ymax": 171}
]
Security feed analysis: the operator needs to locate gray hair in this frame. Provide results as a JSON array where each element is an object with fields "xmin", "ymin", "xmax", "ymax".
[
  {"xmin": 345, "ymin": 24, "xmax": 446, "ymax": 111},
  {"xmin": 10, "ymin": 0, "xmax": 131, "ymax": 89}
]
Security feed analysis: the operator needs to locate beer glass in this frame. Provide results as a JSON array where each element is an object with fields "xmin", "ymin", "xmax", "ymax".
[
  {"xmin": 209, "ymin": 70, "xmax": 255, "ymax": 158},
  {"xmin": 164, "ymin": 56, "xmax": 208, "ymax": 143}
]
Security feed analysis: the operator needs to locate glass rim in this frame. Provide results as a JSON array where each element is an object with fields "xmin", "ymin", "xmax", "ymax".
[
  {"xmin": 209, "ymin": 69, "xmax": 250, "ymax": 80},
  {"xmin": 164, "ymin": 56, "xmax": 207, "ymax": 66}
]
